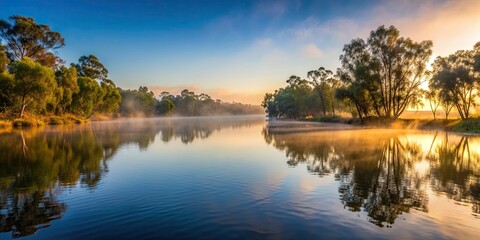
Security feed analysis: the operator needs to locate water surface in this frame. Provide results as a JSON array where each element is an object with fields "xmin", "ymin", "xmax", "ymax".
[{"xmin": 0, "ymin": 116, "xmax": 479, "ymax": 239}]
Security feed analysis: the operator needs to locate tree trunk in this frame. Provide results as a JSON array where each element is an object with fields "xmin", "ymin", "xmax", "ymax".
[{"xmin": 20, "ymin": 95, "xmax": 26, "ymax": 118}]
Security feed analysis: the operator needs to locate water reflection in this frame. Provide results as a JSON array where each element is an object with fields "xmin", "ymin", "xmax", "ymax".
[
  {"xmin": 263, "ymin": 126, "xmax": 480, "ymax": 227},
  {"xmin": 0, "ymin": 116, "xmax": 261, "ymax": 238}
]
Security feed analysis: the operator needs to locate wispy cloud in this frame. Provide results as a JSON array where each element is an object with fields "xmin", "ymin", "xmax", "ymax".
[
  {"xmin": 302, "ymin": 43, "xmax": 323, "ymax": 58},
  {"xmin": 284, "ymin": 0, "xmax": 480, "ymax": 59},
  {"xmin": 121, "ymin": 0, "xmax": 480, "ymax": 105}
]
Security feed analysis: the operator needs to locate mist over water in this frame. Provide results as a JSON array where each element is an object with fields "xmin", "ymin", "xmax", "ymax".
[{"xmin": 0, "ymin": 116, "xmax": 479, "ymax": 239}]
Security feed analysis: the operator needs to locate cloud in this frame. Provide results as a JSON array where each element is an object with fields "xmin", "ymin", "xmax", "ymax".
[
  {"xmin": 285, "ymin": 0, "xmax": 480, "ymax": 60},
  {"xmin": 244, "ymin": 38, "xmax": 288, "ymax": 64},
  {"xmin": 303, "ymin": 43, "xmax": 323, "ymax": 58},
  {"xmin": 127, "ymin": 0, "xmax": 480, "ymax": 105}
]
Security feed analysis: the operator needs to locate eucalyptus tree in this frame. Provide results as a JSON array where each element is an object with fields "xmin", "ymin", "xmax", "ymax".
[
  {"xmin": 0, "ymin": 45, "xmax": 9, "ymax": 72},
  {"xmin": 0, "ymin": 71, "xmax": 14, "ymax": 112},
  {"xmin": 0, "ymin": 45, "xmax": 12, "ymax": 112},
  {"xmin": 307, "ymin": 67, "xmax": 338, "ymax": 116},
  {"xmin": 0, "ymin": 16, "xmax": 65, "ymax": 67},
  {"xmin": 72, "ymin": 55, "xmax": 108, "ymax": 81},
  {"xmin": 284, "ymin": 75, "xmax": 313, "ymax": 117},
  {"xmin": 337, "ymin": 38, "xmax": 380, "ymax": 118},
  {"xmin": 424, "ymin": 89, "xmax": 441, "ymax": 120},
  {"xmin": 474, "ymin": 42, "xmax": 480, "ymax": 72},
  {"xmin": 87, "ymin": 79, "xmax": 121, "ymax": 118},
  {"xmin": 71, "ymin": 55, "xmax": 121, "ymax": 118},
  {"xmin": 55, "ymin": 66, "xmax": 79, "ymax": 114},
  {"xmin": 338, "ymin": 25, "xmax": 432, "ymax": 119},
  {"xmin": 262, "ymin": 92, "xmax": 278, "ymax": 118},
  {"xmin": 70, "ymin": 76, "xmax": 103, "ymax": 117},
  {"xmin": 262, "ymin": 75, "xmax": 314, "ymax": 118},
  {"xmin": 156, "ymin": 98, "xmax": 175, "ymax": 115},
  {"xmin": 430, "ymin": 49, "xmax": 479, "ymax": 119},
  {"xmin": 119, "ymin": 86, "xmax": 158, "ymax": 116},
  {"xmin": 9, "ymin": 58, "xmax": 56, "ymax": 117}
]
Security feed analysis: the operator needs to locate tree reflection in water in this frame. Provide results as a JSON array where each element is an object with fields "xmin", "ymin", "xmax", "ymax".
[
  {"xmin": 263, "ymin": 126, "xmax": 480, "ymax": 226},
  {"xmin": 0, "ymin": 117, "xmax": 260, "ymax": 238}
]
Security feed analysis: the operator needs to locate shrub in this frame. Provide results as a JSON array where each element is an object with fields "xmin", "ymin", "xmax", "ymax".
[{"xmin": 0, "ymin": 120, "xmax": 12, "ymax": 128}]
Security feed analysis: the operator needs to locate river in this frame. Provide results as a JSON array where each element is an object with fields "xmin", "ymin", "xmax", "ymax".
[{"xmin": 0, "ymin": 116, "xmax": 479, "ymax": 239}]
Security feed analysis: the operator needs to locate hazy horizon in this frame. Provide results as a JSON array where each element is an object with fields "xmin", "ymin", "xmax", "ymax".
[{"xmin": 2, "ymin": 0, "xmax": 480, "ymax": 104}]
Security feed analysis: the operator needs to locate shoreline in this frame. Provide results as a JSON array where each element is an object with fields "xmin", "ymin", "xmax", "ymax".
[
  {"xmin": 0, "ymin": 114, "xmax": 267, "ymax": 129},
  {"xmin": 266, "ymin": 117, "xmax": 480, "ymax": 135}
]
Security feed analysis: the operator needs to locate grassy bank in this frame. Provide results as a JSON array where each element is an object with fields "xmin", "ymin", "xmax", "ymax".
[
  {"xmin": 302, "ymin": 116, "xmax": 480, "ymax": 134},
  {"xmin": 0, "ymin": 114, "xmax": 88, "ymax": 129}
]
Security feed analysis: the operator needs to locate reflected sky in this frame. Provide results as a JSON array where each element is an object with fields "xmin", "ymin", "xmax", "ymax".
[{"xmin": 0, "ymin": 117, "xmax": 479, "ymax": 239}]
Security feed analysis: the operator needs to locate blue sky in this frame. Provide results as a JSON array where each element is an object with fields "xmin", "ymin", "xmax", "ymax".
[{"xmin": 2, "ymin": 0, "xmax": 480, "ymax": 104}]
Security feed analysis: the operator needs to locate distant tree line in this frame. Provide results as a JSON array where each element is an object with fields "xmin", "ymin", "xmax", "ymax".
[
  {"xmin": 0, "ymin": 16, "xmax": 262, "ymax": 120},
  {"xmin": 118, "ymin": 87, "xmax": 263, "ymax": 117},
  {"xmin": 263, "ymin": 25, "xmax": 480, "ymax": 120}
]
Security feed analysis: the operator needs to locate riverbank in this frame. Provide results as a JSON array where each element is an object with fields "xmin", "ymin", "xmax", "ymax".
[
  {"xmin": 0, "ymin": 114, "xmax": 88, "ymax": 129},
  {"xmin": 297, "ymin": 116, "xmax": 480, "ymax": 134}
]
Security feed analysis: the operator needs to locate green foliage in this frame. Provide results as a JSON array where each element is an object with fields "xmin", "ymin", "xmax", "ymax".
[
  {"xmin": 0, "ymin": 45, "xmax": 9, "ymax": 72},
  {"xmin": 312, "ymin": 115, "xmax": 343, "ymax": 123},
  {"xmin": 72, "ymin": 55, "xmax": 108, "ymax": 81},
  {"xmin": 119, "ymin": 86, "xmax": 158, "ymax": 116},
  {"xmin": 307, "ymin": 67, "xmax": 339, "ymax": 116},
  {"xmin": 450, "ymin": 118, "xmax": 480, "ymax": 133},
  {"xmin": 70, "ymin": 55, "xmax": 121, "ymax": 118},
  {"xmin": 430, "ymin": 48, "xmax": 480, "ymax": 120},
  {"xmin": 0, "ymin": 72, "xmax": 15, "ymax": 112},
  {"xmin": 96, "ymin": 80, "xmax": 121, "ymax": 116},
  {"xmin": 161, "ymin": 89, "xmax": 262, "ymax": 116},
  {"xmin": 9, "ymin": 58, "xmax": 56, "ymax": 117},
  {"xmin": 0, "ymin": 15, "xmax": 64, "ymax": 67},
  {"xmin": 337, "ymin": 25, "xmax": 432, "ymax": 119},
  {"xmin": 71, "ymin": 76, "xmax": 104, "ymax": 117},
  {"xmin": 156, "ymin": 98, "xmax": 175, "ymax": 115},
  {"xmin": 12, "ymin": 117, "xmax": 44, "ymax": 127},
  {"xmin": 263, "ymin": 70, "xmax": 345, "ymax": 119},
  {"xmin": 47, "ymin": 116, "xmax": 67, "ymax": 125},
  {"xmin": 55, "ymin": 66, "xmax": 79, "ymax": 114}
]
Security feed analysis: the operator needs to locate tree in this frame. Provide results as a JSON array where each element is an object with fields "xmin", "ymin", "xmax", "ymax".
[
  {"xmin": 156, "ymin": 98, "xmax": 175, "ymax": 115},
  {"xmin": 0, "ymin": 45, "xmax": 9, "ymax": 72},
  {"xmin": 474, "ymin": 42, "xmax": 480, "ymax": 72},
  {"xmin": 430, "ymin": 49, "xmax": 479, "ymax": 120},
  {"xmin": 70, "ymin": 55, "xmax": 121, "ymax": 118},
  {"xmin": 71, "ymin": 76, "xmax": 103, "ymax": 117},
  {"xmin": 55, "ymin": 66, "xmax": 79, "ymax": 114},
  {"xmin": 0, "ymin": 72, "xmax": 14, "ymax": 112},
  {"xmin": 9, "ymin": 58, "xmax": 56, "ymax": 117},
  {"xmin": 337, "ymin": 38, "xmax": 380, "ymax": 118},
  {"xmin": 424, "ymin": 89, "xmax": 441, "ymax": 120},
  {"xmin": 307, "ymin": 67, "xmax": 338, "ymax": 116},
  {"xmin": 72, "ymin": 55, "xmax": 108, "ymax": 81},
  {"xmin": 0, "ymin": 16, "xmax": 64, "ymax": 67},
  {"xmin": 338, "ymin": 25, "xmax": 432, "ymax": 119},
  {"xmin": 0, "ymin": 45, "xmax": 13, "ymax": 112},
  {"xmin": 119, "ymin": 86, "xmax": 158, "ymax": 116},
  {"xmin": 262, "ymin": 92, "xmax": 278, "ymax": 118},
  {"xmin": 87, "ymin": 80, "xmax": 120, "ymax": 118}
]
